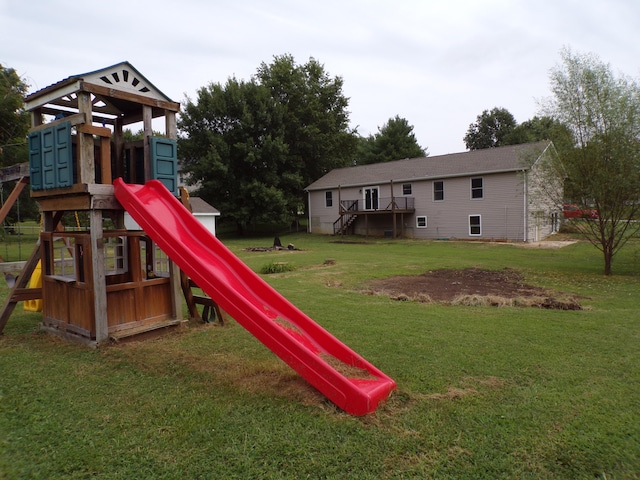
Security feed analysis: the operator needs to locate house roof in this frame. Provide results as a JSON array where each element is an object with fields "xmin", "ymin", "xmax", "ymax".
[
  {"xmin": 306, "ymin": 141, "xmax": 551, "ymax": 191},
  {"xmin": 24, "ymin": 61, "xmax": 179, "ymax": 124},
  {"xmin": 190, "ymin": 197, "xmax": 220, "ymax": 216}
]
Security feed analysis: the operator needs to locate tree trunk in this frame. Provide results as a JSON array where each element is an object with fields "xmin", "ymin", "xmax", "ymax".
[{"xmin": 603, "ymin": 249, "xmax": 613, "ymax": 276}]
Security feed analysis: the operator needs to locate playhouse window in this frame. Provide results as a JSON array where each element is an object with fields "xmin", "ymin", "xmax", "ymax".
[
  {"xmin": 153, "ymin": 247, "xmax": 170, "ymax": 277},
  {"xmin": 104, "ymin": 236, "xmax": 127, "ymax": 275},
  {"xmin": 52, "ymin": 238, "xmax": 76, "ymax": 279},
  {"xmin": 139, "ymin": 238, "xmax": 170, "ymax": 278}
]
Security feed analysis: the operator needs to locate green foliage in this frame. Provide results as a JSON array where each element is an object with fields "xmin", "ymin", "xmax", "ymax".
[
  {"xmin": 505, "ymin": 115, "xmax": 574, "ymax": 150},
  {"xmin": 0, "ymin": 64, "xmax": 30, "ymax": 168},
  {"xmin": 463, "ymin": 107, "xmax": 517, "ymax": 150},
  {"xmin": 179, "ymin": 55, "xmax": 357, "ymax": 234},
  {"xmin": 1, "ymin": 234, "xmax": 639, "ymax": 478},
  {"xmin": 356, "ymin": 115, "xmax": 427, "ymax": 165},
  {"xmin": 542, "ymin": 47, "xmax": 640, "ymax": 274}
]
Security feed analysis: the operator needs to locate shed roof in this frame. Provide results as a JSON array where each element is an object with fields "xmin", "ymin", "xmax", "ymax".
[
  {"xmin": 306, "ymin": 141, "xmax": 551, "ymax": 191},
  {"xmin": 190, "ymin": 197, "xmax": 220, "ymax": 216}
]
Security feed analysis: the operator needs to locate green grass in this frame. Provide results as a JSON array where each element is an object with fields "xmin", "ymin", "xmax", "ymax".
[{"xmin": 1, "ymin": 233, "xmax": 639, "ymax": 479}]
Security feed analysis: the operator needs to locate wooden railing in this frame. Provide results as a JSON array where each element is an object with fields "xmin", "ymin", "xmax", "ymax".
[{"xmin": 339, "ymin": 197, "xmax": 415, "ymax": 212}]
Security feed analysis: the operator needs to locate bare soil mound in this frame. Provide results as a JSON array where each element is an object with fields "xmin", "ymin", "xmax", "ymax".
[{"xmin": 365, "ymin": 268, "xmax": 583, "ymax": 310}]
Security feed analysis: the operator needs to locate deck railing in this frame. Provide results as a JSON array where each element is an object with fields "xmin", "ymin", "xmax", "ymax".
[{"xmin": 339, "ymin": 197, "xmax": 414, "ymax": 212}]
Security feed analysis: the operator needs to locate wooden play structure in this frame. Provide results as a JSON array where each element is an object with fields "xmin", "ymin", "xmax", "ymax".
[{"xmin": 0, "ymin": 62, "xmax": 220, "ymax": 346}]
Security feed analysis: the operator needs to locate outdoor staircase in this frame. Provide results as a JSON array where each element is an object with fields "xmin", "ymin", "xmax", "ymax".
[
  {"xmin": 333, "ymin": 199, "xmax": 360, "ymax": 235},
  {"xmin": 333, "ymin": 208, "xmax": 358, "ymax": 235}
]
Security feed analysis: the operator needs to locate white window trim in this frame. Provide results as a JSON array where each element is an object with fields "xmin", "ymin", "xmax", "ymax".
[
  {"xmin": 416, "ymin": 216, "xmax": 427, "ymax": 228},
  {"xmin": 325, "ymin": 191, "xmax": 333, "ymax": 208},
  {"xmin": 471, "ymin": 177, "xmax": 484, "ymax": 200},
  {"xmin": 469, "ymin": 214, "xmax": 482, "ymax": 236},
  {"xmin": 362, "ymin": 186, "xmax": 380, "ymax": 210}
]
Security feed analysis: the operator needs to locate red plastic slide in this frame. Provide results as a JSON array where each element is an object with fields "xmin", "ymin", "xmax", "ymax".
[{"xmin": 114, "ymin": 179, "xmax": 396, "ymax": 415}]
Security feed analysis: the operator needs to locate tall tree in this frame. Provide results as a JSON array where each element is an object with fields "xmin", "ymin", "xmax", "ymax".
[
  {"xmin": 178, "ymin": 55, "xmax": 356, "ymax": 233},
  {"xmin": 464, "ymin": 107, "xmax": 516, "ymax": 150},
  {"xmin": 505, "ymin": 116, "xmax": 574, "ymax": 151},
  {"xmin": 0, "ymin": 64, "xmax": 30, "ymax": 167},
  {"xmin": 0, "ymin": 64, "xmax": 38, "ymax": 225},
  {"xmin": 254, "ymin": 55, "xmax": 357, "ymax": 187},
  {"xmin": 179, "ymin": 78, "xmax": 289, "ymax": 233},
  {"xmin": 357, "ymin": 115, "xmax": 427, "ymax": 165},
  {"xmin": 541, "ymin": 48, "xmax": 640, "ymax": 275}
]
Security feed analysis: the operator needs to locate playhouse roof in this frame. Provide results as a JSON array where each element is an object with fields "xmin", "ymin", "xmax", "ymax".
[
  {"xmin": 24, "ymin": 61, "xmax": 179, "ymax": 124},
  {"xmin": 306, "ymin": 141, "xmax": 551, "ymax": 191}
]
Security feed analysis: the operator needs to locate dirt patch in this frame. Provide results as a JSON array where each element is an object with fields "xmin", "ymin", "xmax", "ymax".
[{"xmin": 365, "ymin": 267, "xmax": 583, "ymax": 310}]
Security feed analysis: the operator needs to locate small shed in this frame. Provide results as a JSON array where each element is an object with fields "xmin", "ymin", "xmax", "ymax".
[
  {"xmin": 189, "ymin": 197, "xmax": 220, "ymax": 236},
  {"xmin": 124, "ymin": 196, "xmax": 220, "ymax": 235}
]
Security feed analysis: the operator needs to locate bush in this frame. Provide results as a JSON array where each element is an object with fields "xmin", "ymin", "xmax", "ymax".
[{"xmin": 260, "ymin": 261, "xmax": 296, "ymax": 274}]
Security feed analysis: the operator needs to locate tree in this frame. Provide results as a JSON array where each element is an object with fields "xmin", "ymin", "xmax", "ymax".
[
  {"xmin": 464, "ymin": 107, "xmax": 516, "ymax": 150},
  {"xmin": 178, "ymin": 55, "xmax": 357, "ymax": 233},
  {"xmin": 254, "ymin": 54, "xmax": 358, "ymax": 188},
  {"xmin": 356, "ymin": 115, "xmax": 427, "ymax": 165},
  {"xmin": 0, "ymin": 64, "xmax": 39, "ymax": 224},
  {"xmin": 505, "ymin": 116, "xmax": 574, "ymax": 151},
  {"xmin": 541, "ymin": 48, "xmax": 640, "ymax": 275},
  {"xmin": 179, "ymin": 78, "xmax": 288, "ymax": 233},
  {"xmin": 0, "ymin": 64, "xmax": 30, "ymax": 167}
]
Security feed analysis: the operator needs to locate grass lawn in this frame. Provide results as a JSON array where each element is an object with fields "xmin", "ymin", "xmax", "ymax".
[{"xmin": 1, "ymin": 233, "xmax": 639, "ymax": 479}]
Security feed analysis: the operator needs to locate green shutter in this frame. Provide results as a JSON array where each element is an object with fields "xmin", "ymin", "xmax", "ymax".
[
  {"xmin": 53, "ymin": 122, "xmax": 72, "ymax": 188},
  {"xmin": 28, "ymin": 121, "xmax": 73, "ymax": 190},
  {"xmin": 28, "ymin": 131, "xmax": 43, "ymax": 190},
  {"xmin": 150, "ymin": 137, "xmax": 178, "ymax": 195}
]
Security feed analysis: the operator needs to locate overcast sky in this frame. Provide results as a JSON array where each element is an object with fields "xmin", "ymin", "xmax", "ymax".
[{"xmin": 2, "ymin": 0, "xmax": 639, "ymax": 156}]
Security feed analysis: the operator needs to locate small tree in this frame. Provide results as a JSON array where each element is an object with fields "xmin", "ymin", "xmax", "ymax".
[
  {"xmin": 542, "ymin": 48, "xmax": 640, "ymax": 275},
  {"xmin": 356, "ymin": 115, "xmax": 427, "ymax": 165},
  {"xmin": 463, "ymin": 107, "xmax": 516, "ymax": 150}
]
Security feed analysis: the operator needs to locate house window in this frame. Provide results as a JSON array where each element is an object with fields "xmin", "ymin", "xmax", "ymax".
[
  {"xmin": 416, "ymin": 216, "xmax": 427, "ymax": 228},
  {"xmin": 433, "ymin": 180, "xmax": 444, "ymax": 201},
  {"xmin": 469, "ymin": 215, "xmax": 481, "ymax": 236},
  {"xmin": 325, "ymin": 191, "xmax": 333, "ymax": 207},
  {"xmin": 402, "ymin": 183, "xmax": 412, "ymax": 195},
  {"xmin": 471, "ymin": 177, "xmax": 483, "ymax": 199}
]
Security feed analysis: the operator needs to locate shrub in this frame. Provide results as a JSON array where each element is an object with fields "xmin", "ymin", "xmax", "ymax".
[{"xmin": 260, "ymin": 261, "xmax": 296, "ymax": 274}]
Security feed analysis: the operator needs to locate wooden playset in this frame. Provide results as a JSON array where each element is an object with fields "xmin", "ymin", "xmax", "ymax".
[{"xmin": 0, "ymin": 62, "xmax": 219, "ymax": 346}]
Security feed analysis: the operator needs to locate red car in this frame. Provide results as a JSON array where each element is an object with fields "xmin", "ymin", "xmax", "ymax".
[{"xmin": 563, "ymin": 204, "xmax": 599, "ymax": 219}]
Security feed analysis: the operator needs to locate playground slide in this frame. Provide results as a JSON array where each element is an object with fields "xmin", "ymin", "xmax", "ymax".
[{"xmin": 113, "ymin": 179, "xmax": 396, "ymax": 415}]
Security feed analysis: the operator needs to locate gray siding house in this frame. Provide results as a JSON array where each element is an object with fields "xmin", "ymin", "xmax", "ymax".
[{"xmin": 305, "ymin": 141, "xmax": 561, "ymax": 242}]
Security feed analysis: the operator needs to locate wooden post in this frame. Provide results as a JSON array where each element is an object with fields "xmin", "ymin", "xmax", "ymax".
[
  {"xmin": 90, "ymin": 210, "xmax": 108, "ymax": 344},
  {"xmin": 391, "ymin": 179, "xmax": 396, "ymax": 239},
  {"xmin": 77, "ymin": 92, "xmax": 95, "ymax": 185},
  {"xmin": 166, "ymin": 111, "xmax": 177, "ymax": 140},
  {"xmin": 77, "ymin": 124, "xmax": 111, "ymax": 184},
  {"xmin": 113, "ymin": 119, "xmax": 124, "ymax": 180},
  {"xmin": 142, "ymin": 105, "xmax": 153, "ymax": 182},
  {"xmin": 338, "ymin": 185, "xmax": 343, "ymax": 236},
  {"xmin": 0, "ymin": 177, "xmax": 29, "ymax": 225}
]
